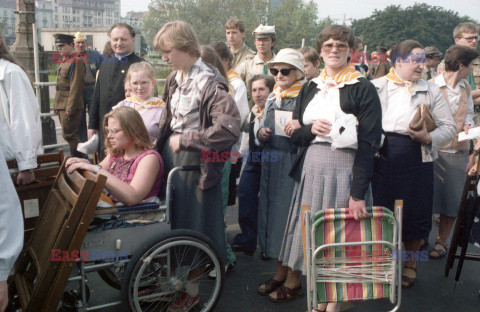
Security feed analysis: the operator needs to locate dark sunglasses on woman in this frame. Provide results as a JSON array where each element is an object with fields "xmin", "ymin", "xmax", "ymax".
[{"xmin": 270, "ymin": 68, "xmax": 296, "ymax": 76}]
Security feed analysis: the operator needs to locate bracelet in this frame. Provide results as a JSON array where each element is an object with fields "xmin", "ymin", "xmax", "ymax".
[{"xmin": 93, "ymin": 165, "xmax": 101, "ymax": 174}]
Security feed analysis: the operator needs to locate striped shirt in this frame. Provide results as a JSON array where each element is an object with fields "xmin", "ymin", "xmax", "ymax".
[{"xmin": 170, "ymin": 58, "xmax": 214, "ymax": 133}]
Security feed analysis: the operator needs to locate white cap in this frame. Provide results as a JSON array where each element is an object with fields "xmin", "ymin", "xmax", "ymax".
[
  {"xmin": 253, "ymin": 24, "xmax": 276, "ymax": 38},
  {"xmin": 267, "ymin": 48, "xmax": 305, "ymax": 75}
]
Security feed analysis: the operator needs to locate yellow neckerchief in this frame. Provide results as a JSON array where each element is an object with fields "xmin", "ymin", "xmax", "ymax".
[
  {"xmin": 384, "ymin": 67, "xmax": 415, "ymax": 94},
  {"xmin": 227, "ymin": 69, "xmax": 242, "ymax": 95},
  {"xmin": 252, "ymin": 104, "xmax": 265, "ymax": 121},
  {"xmin": 318, "ymin": 63, "xmax": 363, "ymax": 85},
  {"xmin": 126, "ymin": 96, "xmax": 166, "ymax": 108},
  {"xmin": 273, "ymin": 80, "xmax": 303, "ymax": 99}
]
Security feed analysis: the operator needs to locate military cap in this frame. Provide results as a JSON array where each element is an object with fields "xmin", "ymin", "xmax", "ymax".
[
  {"xmin": 253, "ymin": 24, "xmax": 276, "ymax": 39},
  {"xmin": 74, "ymin": 32, "xmax": 86, "ymax": 41},
  {"xmin": 54, "ymin": 33, "xmax": 74, "ymax": 46}
]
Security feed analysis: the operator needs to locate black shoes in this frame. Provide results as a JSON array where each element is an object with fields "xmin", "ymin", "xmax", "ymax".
[
  {"xmin": 260, "ymin": 252, "xmax": 271, "ymax": 261},
  {"xmin": 231, "ymin": 244, "xmax": 255, "ymax": 256}
]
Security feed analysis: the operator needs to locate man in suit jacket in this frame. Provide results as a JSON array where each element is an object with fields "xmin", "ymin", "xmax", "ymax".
[{"xmin": 88, "ymin": 23, "xmax": 143, "ymax": 158}]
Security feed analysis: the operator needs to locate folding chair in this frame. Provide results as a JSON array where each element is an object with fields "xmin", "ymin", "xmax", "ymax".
[
  {"xmin": 13, "ymin": 158, "xmax": 106, "ymax": 312},
  {"xmin": 304, "ymin": 201, "xmax": 403, "ymax": 312}
]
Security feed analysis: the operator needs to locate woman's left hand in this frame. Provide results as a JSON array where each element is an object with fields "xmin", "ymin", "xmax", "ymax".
[
  {"xmin": 66, "ymin": 159, "xmax": 95, "ymax": 174},
  {"xmin": 349, "ymin": 196, "xmax": 367, "ymax": 221},
  {"xmin": 407, "ymin": 122, "xmax": 431, "ymax": 144},
  {"xmin": 169, "ymin": 134, "xmax": 181, "ymax": 153},
  {"xmin": 284, "ymin": 119, "xmax": 301, "ymax": 136}
]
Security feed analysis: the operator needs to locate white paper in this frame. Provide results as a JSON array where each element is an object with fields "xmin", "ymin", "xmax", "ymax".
[
  {"xmin": 458, "ymin": 126, "xmax": 480, "ymax": 142},
  {"xmin": 275, "ymin": 110, "xmax": 293, "ymax": 137}
]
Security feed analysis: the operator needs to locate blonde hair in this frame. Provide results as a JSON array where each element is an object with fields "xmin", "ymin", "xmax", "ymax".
[
  {"xmin": 103, "ymin": 106, "xmax": 153, "ymax": 156},
  {"xmin": 153, "ymin": 21, "xmax": 201, "ymax": 57},
  {"xmin": 454, "ymin": 22, "xmax": 479, "ymax": 39},
  {"xmin": 125, "ymin": 61, "xmax": 158, "ymax": 97}
]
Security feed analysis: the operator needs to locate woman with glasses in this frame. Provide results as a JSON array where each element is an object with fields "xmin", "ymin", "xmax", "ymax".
[
  {"xmin": 255, "ymin": 48, "xmax": 305, "ymax": 302},
  {"xmin": 66, "ymin": 106, "xmax": 163, "ymax": 206},
  {"xmin": 275, "ymin": 25, "xmax": 382, "ymax": 311},
  {"xmin": 371, "ymin": 40, "xmax": 456, "ymax": 288}
]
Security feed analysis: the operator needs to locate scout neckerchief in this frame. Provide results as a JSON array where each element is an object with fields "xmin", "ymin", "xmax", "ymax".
[
  {"xmin": 273, "ymin": 80, "xmax": 303, "ymax": 99},
  {"xmin": 317, "ymin": 63, "xmax": 363, "ymax": 86},
  {"xmin": 126, "ymin": 96, "xmax": 166, "ymax": 108},
  {"xmin": 385, "ymin": 67, "xmax": 415, "ymax": 94},
  {"xmin": 227, "ymin": 69, "xmax": 242, "ymax": 95},
  {"xmin": 252, "ymin": 104, "xmax": 265, "ymax": 121}
]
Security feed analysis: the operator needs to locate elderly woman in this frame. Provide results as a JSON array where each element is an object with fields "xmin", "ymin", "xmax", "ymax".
[
  {"xmin": 429, "ymin": 45, "xmax": 479, "ymax": 259},
  {"xmin": 153, "ymin": 21, "xmax": 240, "ymax": 311},
  {"xmin": 273, "ymin": 25, "xmax": 382, "ymax": 311},
  {"xmin": 371, "ymin": 40, "xmax": 456, "ymax": 288},
  {"xmin": 255, "ymin": 48, "xmax": 305, "ymax": 301}
]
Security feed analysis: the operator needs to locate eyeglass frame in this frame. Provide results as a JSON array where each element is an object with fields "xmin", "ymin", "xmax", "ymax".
[
  {"xmin": 321, "ymin": 42, "xmax": 349, "ymax": 53},
  {"xmin": 461, "ymin": 35, "xmax": 479, "ymax": 42},
  {"xmin": 269, "ymin": 67, "xmax": 296, "ymax": 76}
]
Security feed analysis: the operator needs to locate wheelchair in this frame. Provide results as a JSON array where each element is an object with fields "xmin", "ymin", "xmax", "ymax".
[{"xmin": 17, "ymin": 165, "xmax": 225, "ymax": 312}]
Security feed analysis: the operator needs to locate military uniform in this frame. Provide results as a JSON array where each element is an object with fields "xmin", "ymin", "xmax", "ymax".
[
  {"xmin": 236, "ymin": 54, "xmax": 274, "ymax": 88},
  {"xmin": 231, "ymin": 42, "xmax": 255, "ymax": 68},
  {"xmin": 53, "ymin": 34, "xmax": 86, "ymax": 157},
  {"xmin": 88, "ymin": 52, "xmax": 143, "ymax": 158}
]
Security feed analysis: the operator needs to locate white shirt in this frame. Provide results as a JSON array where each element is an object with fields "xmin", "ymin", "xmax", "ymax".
[
  {"xmin": 229, "ymin": 76, "xmax": 249, "ymax": 155},
  {"xmin": 381, "ymin": 80, "xmax": 418, "ymax": 134},
  {"xmin": 434, "ymin": 74, "xmax": 474, "ymax": 127},
  {"xmin": 0, "ymin": 59, "xmax": 43, "ymax": 170}
]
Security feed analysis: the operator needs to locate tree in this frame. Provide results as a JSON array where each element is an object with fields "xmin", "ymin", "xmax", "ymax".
[
  {"xmin": 143, "ymin": 0, "xmax": 268, "ymax": 48},
  {"xmin": 269, "ymin": 0, "xmax": 332, "ymax": 49},
  {"xmin": 351, "ymin": 3, "xmax": 475, "ymax": 54}
]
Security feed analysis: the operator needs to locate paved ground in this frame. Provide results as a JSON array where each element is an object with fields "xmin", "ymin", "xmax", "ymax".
[{"xmin": 50, "ymin": 117, "xmax": 480, "ymax": 311}]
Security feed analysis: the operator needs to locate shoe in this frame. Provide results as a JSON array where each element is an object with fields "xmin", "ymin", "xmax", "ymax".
[
  {"xmin": 267, "ymin": 284, "xmax": 304, "ymax": 303},
  {"xmin": 261, "ymin": 252, "xmax": 271, "ymax": 261},
  {"xmin": 231, "ymin": 244, "xmax": 255, "ymax": 256},
  {"xmin": 257, "ymin": 277, "xmax": 286, "ymax": 296},
  {"xmin": 419, "ymin": 239, "xmax": 429, "ymax": 250},
  {"xmin": 401, "ymin": 266, "xmax": 416, "ymax": 289},
  {"xmin": 167, "ymin": 292, "xmax": 199, "ymax": 312},
  {"xmin": 429, "ymin": 241, "xmax": 447, "ymax": 259},
  {"xmin": 208, "ymin": 261, "xmax": 235, "ymax": 279}
]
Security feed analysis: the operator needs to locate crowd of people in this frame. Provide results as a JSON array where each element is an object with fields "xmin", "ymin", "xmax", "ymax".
[{"xmin": 0, "ymin": 15, "xmax": 480, "ymax": 312}]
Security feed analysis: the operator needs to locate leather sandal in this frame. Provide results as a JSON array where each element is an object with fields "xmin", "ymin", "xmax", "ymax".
[
  {"xmin": 402, "ymin": 266, "xmax": 417, "ymax": 289},
  {"xmin": 267, "ymin": 284, "xmax": 304, "ymax": 303},
  {"xmin": 429, "ymin": 241, "xmax": 447, "ymax": 259},
  {"xmin": 257, "ymin": 277, "xmax": 286, "ymax": 296}
]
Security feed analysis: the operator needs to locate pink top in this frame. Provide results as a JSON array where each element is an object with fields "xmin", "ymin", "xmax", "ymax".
[
  {"xmin": 114, "ymin": 97, "xmax": 166, "ymax": 143},
  {"xmin": 107, "ymin": 149, "xmax": 163, "ymax": 204}
]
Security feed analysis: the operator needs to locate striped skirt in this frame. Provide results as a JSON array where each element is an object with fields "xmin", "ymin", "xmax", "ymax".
[{"xmin": 279, "ymin": 143, "xmax": 372, "ymax": 273}]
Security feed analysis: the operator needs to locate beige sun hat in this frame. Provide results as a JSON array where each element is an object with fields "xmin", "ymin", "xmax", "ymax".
[{"xmin": 267, "ymin": 48, "xmax": 305, "ymax": 74}]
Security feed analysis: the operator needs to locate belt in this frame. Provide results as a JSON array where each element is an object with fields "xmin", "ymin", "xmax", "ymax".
[{"xmin": 56, "ymin": 85, "xmax": 70, "ymax": 91}]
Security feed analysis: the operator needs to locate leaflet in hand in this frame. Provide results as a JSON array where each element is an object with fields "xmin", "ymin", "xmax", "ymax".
[
  {"xmin": 275, "ymin": 110, "xmax": 293, "ymax": 137},
  {"xmin": 458, "ymin": 126, "xmax": 480, "ymax": 142}
]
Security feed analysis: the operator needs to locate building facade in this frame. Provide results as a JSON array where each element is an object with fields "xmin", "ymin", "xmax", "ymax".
[{"xmin": 0, "ymin": 0, "xmax": 16, "ymax": 45}]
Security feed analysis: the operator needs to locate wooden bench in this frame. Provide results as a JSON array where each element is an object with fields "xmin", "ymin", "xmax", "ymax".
[
  {"xmin": 7, "ymin": 151, "xmax": 64, "ymax": 239},
  {"xmin": 13, "ymin": 158, "xmax": 106, "ymax": 312}
]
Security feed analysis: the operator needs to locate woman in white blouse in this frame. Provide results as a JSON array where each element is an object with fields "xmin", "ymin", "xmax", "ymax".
[
  {"xmin": 371, "ymin": 40, "xmax": 456, "ymax": 288},
  {"xmin": 429, "ymin": 45, "xmax": 479, "ymax": 260}
]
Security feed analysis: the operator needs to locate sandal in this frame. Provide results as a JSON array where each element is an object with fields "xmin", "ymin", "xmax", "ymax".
[
  {"xmin": 257, "ymin": 277, "xmax": 286, "ymax": 296},
  {"xmin": 402, "ymin": 266, "xmax": 416, "ymax": 289},
  {"xmin": 267, "ymin": 284, "xmax": 304, "ymax": 303},
  {"xmin": 429, "ymin": 241, "xmax": 447, "ymax": 259}
]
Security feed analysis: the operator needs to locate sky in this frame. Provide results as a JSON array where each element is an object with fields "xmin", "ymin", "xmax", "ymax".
[{"xmin": 121, "ymin": 0, "xmax": 480, "ymax": 22}]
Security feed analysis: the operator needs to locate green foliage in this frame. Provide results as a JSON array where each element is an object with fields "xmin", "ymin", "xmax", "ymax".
[
  {"xmin": 351, "ymin": 3, "xmax": 475, "ymax": 54},
  {"xmin": 143, "ymin": 0, "xmax": 333, "ymax": 54}
]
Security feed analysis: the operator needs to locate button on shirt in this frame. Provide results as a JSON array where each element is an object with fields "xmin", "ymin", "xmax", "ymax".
[
  {"xmin": 382, "ymin": 81, "xmax": 418, "ymax": 134},
  {"xmin": 170, "ymin": 58, "xmax": 214, "ymax": 133}
]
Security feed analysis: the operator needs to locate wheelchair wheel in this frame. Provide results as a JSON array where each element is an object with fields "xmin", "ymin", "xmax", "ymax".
[
  {"xmin": 97, "ymin": 261, "xmax": 127, "ymax": 290},
  {"xmin": 121, "ymin": 229, "xmax": 225, "ymax": 312}
]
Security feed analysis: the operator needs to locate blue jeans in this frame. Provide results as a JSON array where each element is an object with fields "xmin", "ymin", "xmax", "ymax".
[{"xmin": 231, "ymin": 160, "xmax": 261, "ymax": 252}]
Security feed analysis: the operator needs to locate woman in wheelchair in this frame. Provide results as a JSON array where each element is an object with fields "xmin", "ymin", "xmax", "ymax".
[{"xmin": 66, "ymin": 106, "xmax": 163, "ymax": 206}]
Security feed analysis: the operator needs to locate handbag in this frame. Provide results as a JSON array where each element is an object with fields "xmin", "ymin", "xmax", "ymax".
[{"xmin": 409, "ymin": 104, "xmax": 437, "ymax": 132}]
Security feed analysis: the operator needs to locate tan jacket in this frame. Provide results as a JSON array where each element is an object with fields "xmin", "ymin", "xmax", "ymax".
[
  {"xmin": 231, "ymin": 42, "xmax": 255, "ymax": 68},
  {"xmin": 53, "ymin": 56, "xmax": 85, "ymax": 111},
  {"xmin": 236, "ymin": 53, "xmax": 274, "ymax": 87}
]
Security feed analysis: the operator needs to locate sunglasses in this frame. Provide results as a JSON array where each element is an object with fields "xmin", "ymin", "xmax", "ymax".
[
  {"xmin": 270, "ymin": 68, "xmax": 296, "ymax": 76},
  {"xmin": 321, "ymin": 43, "xmax": 349, "ymax": 52}
]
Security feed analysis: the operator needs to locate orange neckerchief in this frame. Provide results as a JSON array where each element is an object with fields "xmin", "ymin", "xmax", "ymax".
[
  {"xmin": 318, "ymin": 63, "xmax": 363, "ymax": 85},
  {"xmin": 252, "ymin": 104, "xmax": 265, "ymax": 121},
  {"xmin": 273, "ymin": 80, "xmax": 303, "ymax": 99},
  {"xmin": 126, "ymin": 96, "xmax": 166, "ymax": 108},
  {"xmin": 384, "ymin": 68, "xmax": 414, "ymax": 93},
  {"xmin": 228, "ymin": 69, "xmax": 242, "ymax": 95}
]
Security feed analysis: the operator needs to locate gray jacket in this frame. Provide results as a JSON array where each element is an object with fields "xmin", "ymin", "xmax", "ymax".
[{"xmin": 373, "ymin": 77, "xmax": 456, "ymax": 162}]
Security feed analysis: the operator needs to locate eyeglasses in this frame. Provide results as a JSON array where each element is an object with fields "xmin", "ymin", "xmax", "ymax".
[
  {"xmin": 270, "ymin": 68, "xmax": 296, "ymax": 76},
  {"xmin": 321, "ymin": 43, "xmax": 349, "ymax": 52},
  {"xmin": 105, "ymin": 128, "xmax": 123, "ymax": 135},
  {"xmin": 461, "ymin": 35, "xmax": 479, "ymax": 42}
]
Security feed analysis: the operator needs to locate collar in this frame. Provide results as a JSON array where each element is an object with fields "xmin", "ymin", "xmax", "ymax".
[
  {"xmin": 435, "ymin": 73, "xmax": 466, "ymax": 90},
  {"xmin": 253, "ymin": 53, "xmax": 274, "ymax": 65},
  {"xmin": 125, "ymin": 96, "xmax": 166, "ymax": 108},
  {"xmin": 231, "ymin": 42, "xmax": 246, "ymax": 54},
  {"xmin": 115, "ymin": 51, "xmax": 134, "ymax": 61},
  {"xmin": 313, "ymin": 63, "xmax": 362, "ymax": 88},
  {"xmin": 175, "ymin": 57, "xmax": 202, "ymax": 85}
]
